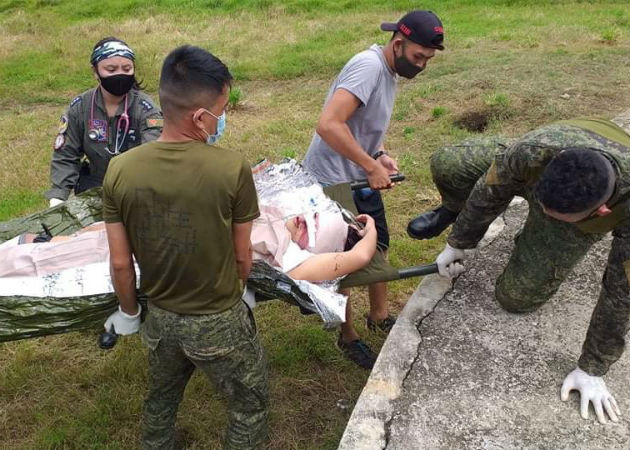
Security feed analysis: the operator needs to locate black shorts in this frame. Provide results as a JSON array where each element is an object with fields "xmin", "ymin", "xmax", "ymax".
[{"xmin": 352, "ymin": 188, "xmax": 389, "ymax": 251}]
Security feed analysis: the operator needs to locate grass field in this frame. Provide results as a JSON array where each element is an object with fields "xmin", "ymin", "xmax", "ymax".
[{"xmin": 0, "ymin": 0, "xmax": 629, "ymax": 449}]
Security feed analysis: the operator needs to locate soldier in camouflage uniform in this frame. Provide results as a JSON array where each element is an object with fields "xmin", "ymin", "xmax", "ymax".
[
  {"xmin": 101, "ymin": 46, "xmax": 268, "ymax": 450},
  {"xmin": 45, "ymin": 37, "xmax": 162, "ymax": 205},
  {"xmin": 409, "ymin": 113, "xmax": 630, "ymax": 424}
]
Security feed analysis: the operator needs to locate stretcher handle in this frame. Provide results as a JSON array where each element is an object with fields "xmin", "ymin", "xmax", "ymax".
[
  {"xmin": 397, "ymin": 263, "xmax": 439, "ymax": 279},
  {"xmin": 350, "ymin": 173, "xmax": 405, "ymax": 191}
]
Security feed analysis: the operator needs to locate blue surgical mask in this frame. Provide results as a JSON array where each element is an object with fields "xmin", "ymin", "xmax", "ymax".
[{"xmin": 200, "ymin": 109, "xmax": 226, "ymax": 145}]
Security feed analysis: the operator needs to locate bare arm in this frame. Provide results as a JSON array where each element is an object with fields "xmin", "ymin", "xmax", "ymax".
[
  {"xmin": 288, "ymin": 215, "xmax": 377, "ymax": 282},
  {"xmin": 316, "ymin": 89, "xmax": 391, "ymax": 189},
  {"xmin": 105, "ymin": 222, "xmax": 138, "ymax": 315},
  {"xmin": 232, "ymin": 221, "xmax": 254, "ymax": 281}
]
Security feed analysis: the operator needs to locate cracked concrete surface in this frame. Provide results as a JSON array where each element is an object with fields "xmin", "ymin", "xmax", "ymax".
[{"xmin": 338, "ymin": 199, "xmax": 629, "ymax": 450}]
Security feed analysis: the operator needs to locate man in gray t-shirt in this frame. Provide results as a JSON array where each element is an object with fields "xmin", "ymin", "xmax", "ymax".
[
  {"xmin": 303, "ymin": 10, "xmax": 445, "ymax": 369},
  {"xmin": 302, "ymin": 43, "xmax": 397, "ymax": 186}
]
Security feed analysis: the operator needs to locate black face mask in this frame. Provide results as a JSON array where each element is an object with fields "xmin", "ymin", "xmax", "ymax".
[
  {"xmin": 99, "ymin": 73, "xmax": 135, "ymax": 96},
  {"xmin": 394, "ymin": 45, "xmax": 423, "ymax": 79}
]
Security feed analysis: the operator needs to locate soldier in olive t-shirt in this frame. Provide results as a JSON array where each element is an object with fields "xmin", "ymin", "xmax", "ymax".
[
  {"xmin": 102, "ymin": 46, "xmax": 268, "ymax": 450},
  {"xmin": 102, "ymin": 139, "xmax": 259, "ymax": 314}
]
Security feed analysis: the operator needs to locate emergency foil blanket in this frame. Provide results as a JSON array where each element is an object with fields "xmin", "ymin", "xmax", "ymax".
[{"xmin": 249, "ymin": 159, "xmax": 347, "ymax": 327}]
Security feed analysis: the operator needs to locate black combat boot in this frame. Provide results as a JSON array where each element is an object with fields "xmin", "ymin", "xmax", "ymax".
[{"xmin": 407, "ymin": 205, "xmax": 458, "ymax": 240}]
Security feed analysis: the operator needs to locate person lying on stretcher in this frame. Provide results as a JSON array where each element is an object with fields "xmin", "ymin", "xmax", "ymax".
[
  {"xmin": 0, "ymin": 222, "xmax": 109, "ymax": 277},
  {"xmin": 0, "ymin": 207, "xmax": 379, "ymax": 369},
  {"xmin": 0, "ymin": 209, "xmax": 377, "ymax": 284}
]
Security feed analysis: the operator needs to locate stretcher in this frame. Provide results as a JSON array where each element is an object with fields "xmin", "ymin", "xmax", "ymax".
[{"xmin": 0, "ymin": 161, "xmax": 437, "ymax": 344}]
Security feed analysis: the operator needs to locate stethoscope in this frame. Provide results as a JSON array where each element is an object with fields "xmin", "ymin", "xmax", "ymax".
[{"xmin": 88, "ymin": 88, "xmax": 130, "ymax": 155}]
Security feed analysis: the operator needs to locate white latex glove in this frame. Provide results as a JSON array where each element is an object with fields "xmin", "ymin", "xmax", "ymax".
[
  {"xmin": 49, "ymin": 198, "xmax": 64, "ymax": 207},
  {"xmin": 436, "ymin": 243, "xmax": 466, "ymax": 278},
  {"xmin": 242, "ymin": 286, "xmax": 256, "ymax": 309},
  {"xmin": 104, "ymin": 304, "xmax": 142, "ymax": 335},
  {"xmin": 561, "ymin": 367, "xmax": 621, "ymax": 424}
]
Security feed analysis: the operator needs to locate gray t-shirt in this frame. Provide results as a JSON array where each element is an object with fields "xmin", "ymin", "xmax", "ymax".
[{"xmin": 303, "ymin": 44, "xmax": 397, "ymax": 184}]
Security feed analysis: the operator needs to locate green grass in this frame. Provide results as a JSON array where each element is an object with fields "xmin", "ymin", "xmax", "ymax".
[
  {"xmin": 0, "ymin": 0, "xmax": 629, "ymax": 449},
  {"xmin": 228, "ymin": 86, "xmax": 243, "ymax": 109},
  {"xmin": 484, "ymin": 92, "xmax": 510, "ymax": 108},
  {"xmin": 600, "ymin": 27, "xmax": 620, "ymax": 43},
  {"xmin": 280, "ymin": 147, "xmax": 298, "ymax": 159},
  {"xmin": 431, "ymin": 106, "xmax": 447, "ymax": 118},
  {"xmin": 0, "ymin": 190, "xmax": 45, "ymax": 221}
]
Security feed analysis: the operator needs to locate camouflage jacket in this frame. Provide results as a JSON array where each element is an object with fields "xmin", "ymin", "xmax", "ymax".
[{"xmin": 448, "ymin": 118, "xmax": 630, "ymax": 376}]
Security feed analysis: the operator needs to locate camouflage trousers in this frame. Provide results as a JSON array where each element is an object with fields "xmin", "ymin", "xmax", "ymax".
[
  {"xmin": 430, "ymin": 136, "xmax": 515, "ymax": 213},
  {"xmin": 430, "ymin": 138, "xmax": 605, "ymax": 311},
  {"xmin": 140, "ymin": 301, "xmax": 269, "ymax": 450}
]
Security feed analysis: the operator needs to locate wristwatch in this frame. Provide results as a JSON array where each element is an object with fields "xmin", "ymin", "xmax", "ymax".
[{"xmin": 372, "ymin": 150, "xmax": 386, "ymax": 160}]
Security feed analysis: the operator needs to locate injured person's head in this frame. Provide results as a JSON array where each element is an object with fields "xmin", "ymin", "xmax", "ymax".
[
  {"xmin": 249, "ymin": 159, "xmax": 378, "ymax": 283},
  {"xmin": 251, "ymin": 203, "xmax": 376, "ymax": 283},
  {"xmin": 284, "ymin": 209, "xmax": 349, "ymax": 254}
]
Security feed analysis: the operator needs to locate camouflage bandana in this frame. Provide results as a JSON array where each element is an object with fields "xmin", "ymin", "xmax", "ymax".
[{"xmin": 90, "ymin": 41, "xmax": 135, "ymax": 66}]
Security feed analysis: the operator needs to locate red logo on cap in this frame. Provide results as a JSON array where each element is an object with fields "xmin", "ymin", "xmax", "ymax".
[
  {"xmin": 399, "ymin": 24, "xmax": 412, "ymax": 36},
  {"xmin": 434, "ymin": 26, "xmax": 443, "ymax": 33}
]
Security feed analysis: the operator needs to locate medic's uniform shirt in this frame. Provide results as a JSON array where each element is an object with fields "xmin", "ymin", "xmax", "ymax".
[{"xmin": 46, "ymin": 87, "xmax": 163, "ymax": 201}]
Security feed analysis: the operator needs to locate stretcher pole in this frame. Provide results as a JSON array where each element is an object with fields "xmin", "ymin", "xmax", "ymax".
[
  {"xmin": 397, "ymin": 263, "xmax": 439, "ymax": 279},
  {"xmin": 349, "ymin": 173, "xmax": 405, "ymax": 191}
]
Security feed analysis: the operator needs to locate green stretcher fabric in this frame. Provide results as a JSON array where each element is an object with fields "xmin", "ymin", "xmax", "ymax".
[
  {"xmin": 0, "ymin": 188, "xmax": 120, "ymax": 342},
  {"xmin": 0, "ymin": 188, "xmax": 103, "ymax": 244}
]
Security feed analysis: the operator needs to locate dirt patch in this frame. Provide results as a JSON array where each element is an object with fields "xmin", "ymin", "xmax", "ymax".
[
  {"xmin": 453, "ymin": 110, "xmax": 492, "ymax": 132},
  {"xmin": 453, "ymin": 107, "xmax": 514, "ymax": 133}
]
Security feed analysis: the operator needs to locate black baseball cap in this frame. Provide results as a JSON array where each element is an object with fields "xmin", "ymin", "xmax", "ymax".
[{"xmin": 381, "ymin": 10, "xmax": 445, "ymax": 50}]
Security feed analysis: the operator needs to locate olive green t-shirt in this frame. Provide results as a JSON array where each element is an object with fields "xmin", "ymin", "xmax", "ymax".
[{"xmin": 102, "ymin": 140, "xmax": 259, "ymax": 315}]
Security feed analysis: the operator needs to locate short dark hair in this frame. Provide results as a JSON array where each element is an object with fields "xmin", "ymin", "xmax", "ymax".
[
  {"xmin": 535, "ymin": 148, "xmax": 614, "ymax": 213},
  {"xmin": 390, "ymin": 31, "xmax": 405, "ymax": 42},
  {"xmin": 159, "ymin": 45, "xmax": 232, "ymax": 119}
]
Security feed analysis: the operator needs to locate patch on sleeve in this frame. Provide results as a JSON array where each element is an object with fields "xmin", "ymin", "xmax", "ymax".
[
  {"xmin": 58, "ymin": 115, "xmax": 68, "ymax": 134},
  {"xmin": 70, "ymin": 96, "xmax": 82, "ymax": 107},
  {"xmin": 146, "ymin": 118, "xmax": 163, "ymax": 129},
  {"xmin": 141, "ymin": 99, "xmax": 154, "ymax": 112},
  {"xmin": 624, "ymin": 260, "xmax": 630, "ymax": 284},
  {"xmin": 53, "ymin": 133, "xmax": 65, "ymax": 150}
]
